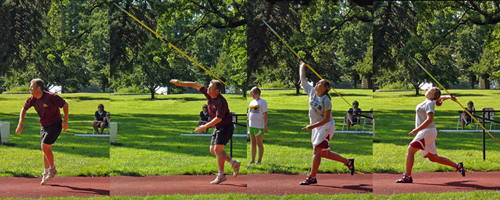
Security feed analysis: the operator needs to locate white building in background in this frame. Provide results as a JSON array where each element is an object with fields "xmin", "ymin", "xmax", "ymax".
[
  {"xmin": 156, "ymin": 86, "xmax": 168, "ymax": 95},
  {"xmin": 49, "ymin": 85, "xmax": 61, "ymax": 93},
  {"xmin": 419, "ymin": 82, "xmax": 432, "ymax": 90}
]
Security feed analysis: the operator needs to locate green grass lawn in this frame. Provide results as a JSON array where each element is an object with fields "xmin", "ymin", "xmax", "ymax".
[
  {"xmin": 0, "ymin": 93, "xmax": 110, "ymax": 177},
  {"xmin": 110, "ymin": 89, "xmax": 373, "ymax": 176},
  {"xmin": 110, "ymin": 93, "xmax": 247, "ymax": 176},
  {"xmin": 246, "ymin": 89, "xmax": 373, "ymax": 174},
  {"xmin": 373, "ymin": 90, "xmax": 500, "ymax": 173}
]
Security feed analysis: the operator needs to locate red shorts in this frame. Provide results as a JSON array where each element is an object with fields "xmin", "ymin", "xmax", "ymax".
[{"xmin": 315, "ymin": 134, "xmax": 331, "ymax": 150}]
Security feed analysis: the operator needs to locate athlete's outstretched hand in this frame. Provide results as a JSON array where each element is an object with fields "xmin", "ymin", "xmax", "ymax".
[{"xmin": 302, "ymin": 125, "xmax": 313, "ymax": 131}]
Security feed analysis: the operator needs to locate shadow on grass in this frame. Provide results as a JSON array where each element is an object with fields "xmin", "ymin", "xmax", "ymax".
[
  {"xmin": 3, "ymin": 171, "xmax": 36, "ymax": 177},
  {"xmin": 2, "ymin": 113, "xmax": 109, "ymax": 158},
  {"xmin": 374, "ymin": 109, "xmax": 500, "ymax": 151},
  {"xmin": 131, "ymin": 97, "xmax": 207, "ymax": 102},
  {"xmin": 111, "ymin": 113, "xmax": 246, "ymax": 159},
  {"xmin": 64, "ymin": 96, "xmax": 109, "ymax": 101},
  {"xmin": 263, "ymin": 109, "xmax": 373, "ymax": 157},
  {"xmin": 110, "ymin": 171, "xmax": 144, "ymax": 176}
]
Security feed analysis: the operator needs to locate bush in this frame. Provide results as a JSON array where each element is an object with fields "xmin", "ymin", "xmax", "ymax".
[
  {"xmin": 6, "ymin": 85, "xmax": 30, "ymax": 92},
  {"xmin": 114, "ymin": 86, "xmax": 148, "ymax": 94}
]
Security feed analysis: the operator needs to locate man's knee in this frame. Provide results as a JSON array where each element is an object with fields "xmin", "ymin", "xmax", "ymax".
[
  {"xmin": 209, "ymin": 146, "xmax": 216, "ymax": 155},
  {"xmin": 41, "ymin": 143, "xmax": 51, "ymax": 151},
  {"xmin": 214, "ymin": 145, "xmax": 225, "ymax": 155}
]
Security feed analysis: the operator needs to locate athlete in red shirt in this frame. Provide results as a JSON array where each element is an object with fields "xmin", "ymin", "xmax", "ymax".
[
  {"xmin": 15, "ymin": 79, "xmax": 69, "ymax": 185},
  {"xmin": 170, "ymin": 79, "xmax": 241, "ymax": 184}
]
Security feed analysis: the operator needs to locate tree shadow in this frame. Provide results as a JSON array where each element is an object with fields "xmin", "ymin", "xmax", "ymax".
[
  {"xmin": 373, "ymin": 109, "xmax": 499, "ymax": 151},
  {"xmin": 262, "ymin": 108, "xmax": 373, "ymax": 156},
  {"xmin": 2, "ymin": 113, "xmax": 109, "ymax": 158},
  {"xmin": 109, "ymin": 113, "xmax": 246, "ymax": 159},
  {"xmin": 3, "ymin": 171, "xmax": 36, "ymax": 177},
  {"xmin": 64, "ymin": 96, "xmax": 110, "ymax": 101}
]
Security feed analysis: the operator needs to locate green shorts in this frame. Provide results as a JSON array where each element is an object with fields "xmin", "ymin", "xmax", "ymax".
[{"xmin": 249, "ymin": 127, "xmax": 264, "ymax": 136}]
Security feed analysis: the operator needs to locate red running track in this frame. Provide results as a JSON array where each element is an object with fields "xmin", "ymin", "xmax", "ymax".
[
  {"xmin": 2, "ymin": 172, "xmax": 499, "ymax": 198},
  {"xmin": 374, "ymin": 171, "xmax": 500, "ymax": 195},
  {"xmin": 110, "ymin": 173, "xmax": 372, "ymax": 196},
  {"xmin": 111, "ymin": 175, "xmax": 247, "ymax": 196},
  {"xmin": 247, "ymin": 173, "xmax": 373, "ymax": 195},
  {"xmin": 0, "ymin": 177, "xmax": 109, "ymax": 198}
]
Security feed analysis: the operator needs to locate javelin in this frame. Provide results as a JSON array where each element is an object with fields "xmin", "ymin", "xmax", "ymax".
[
  {"xmin": 113, "ymin": 3, "xmax": 228, "ymax": 87},
  {"xmin": 262, "ymin": 20, "xmax": 352, "ymax": 108},
  {"xmin": 413, "ymin": 58, "xmax": 500, "ymax": 146}
]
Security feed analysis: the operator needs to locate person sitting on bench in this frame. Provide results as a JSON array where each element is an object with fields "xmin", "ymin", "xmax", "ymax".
[
  {"xmin": 198, "ymin": 104, "xmax": 210, "ymax": 134},
  {"xmin": 346, "ymin": 101, "xmax": 361, "ymax": 131},
  {"xmin": 92, "ymin": 104, "xmax": 108, "ymax": 134},
  {"xmin": 460, "ymin": 101, "xmax": 475, "ymax": 130}
]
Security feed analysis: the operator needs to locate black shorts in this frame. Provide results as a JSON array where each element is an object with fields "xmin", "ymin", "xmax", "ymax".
[
  {"xmin": 97, "ymin": 121, "xmax": 108, "ymax": 128},
  {"xmin": 40, "ymin": 121, "xmax": 62, "ymax": 145},
  {"xmin": 210, "ymin": 123, "xmax": 234, "ymax": 146}
]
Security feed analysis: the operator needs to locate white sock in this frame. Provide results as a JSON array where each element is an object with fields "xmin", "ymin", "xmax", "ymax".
[
  {"xmin": 44, "ymin": 168, "xmax": 49, "ymax": 174},
  {"xmin": 49, "ymin": 166, "xmax": 55, "ymax": 169},
  {"xmin": 229, "ymin": 159, "xmax": 235, "ymax": 165},
  {"xmin": 218, "ymin": 171, "xmax": 224, "ymax": 176}
]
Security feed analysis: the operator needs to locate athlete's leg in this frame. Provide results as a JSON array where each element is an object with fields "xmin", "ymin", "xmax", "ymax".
[
  {"xmin": 426, "ymin": 153, "xmax": 457, "ymax": 168},
  {"xmin": 256, "ymin": 135, "xmax": 264, "ymax": 163},
  {"xmin": 405, "ymin": 145, "xmax": 419, "ymax": 176},
  {"xmin": 310, "ymin": 147, "xmax": 322, "ymax": 177},
  {"xmin": 250, "ymin": 134, "xmax": 256, "ymax": 163},
  {"xmin": 321, "ymin": 149, "xmax": 348, "ymax": 163}
]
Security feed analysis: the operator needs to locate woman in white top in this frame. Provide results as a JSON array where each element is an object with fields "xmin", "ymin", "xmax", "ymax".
[
  {"xmin": 299, "ymin": 61, "xmax": 354, "ymax": 185},
  {"xmin": 396, "ymin": 87, "xmax": 465, "ymax": 183},
  {"xmin": 248, "ymin": 87, "xmax": 268, "ymax": 164}
]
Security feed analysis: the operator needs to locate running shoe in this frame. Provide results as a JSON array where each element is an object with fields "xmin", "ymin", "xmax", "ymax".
[
  {"xmin": 345, "ymin": 158, "xmax": 355, "ymax": 175},
  {"xmin": 210, "ymin": 174, "xmax": 227, "ymax": 184},
  {"xmin": 299, "ymin": 175, "xmax": 317, "ymax": 185},
  {"xmin": 456, "ymin": 162, "xmax": 465, "ymax": 177},
  {"xmin": 46, "ymin": 168, "xmax": 57, "ymax": 181},
  {"xmin": 255, "ymin": 161, "xmax": 261, "ymax": 165},
  {"xmin": 40, "ymin": 172, "xmax": 48, "ymax": 185},
  {"xmin": 232, "ymin": 161, "xmax": 241, "ymax": 177},
  {"xmin": 396, "ymin": 174, "xmax": 413, "ymax": 183},
  {"xmin": 249, "ymin": 161, "xmax": 255, "ymax": 164}
]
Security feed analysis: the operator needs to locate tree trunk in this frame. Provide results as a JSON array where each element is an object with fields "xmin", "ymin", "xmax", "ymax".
[
  {"xmin": 352, "ymin": 74, "xmax": 360, "ymax": 89},
  {"xmin": 413, "ymin": 83, "xmax": 420, "ymax": 96},
  {"xmin": 149, "ymin": 87, "xmax": 155, "ymax": 99},
  {"xmin": 484, "ymin": 74, "xmax": 490, "ymax": 89},
  {"xmin": 294, "ymin": 82, "xmax": 300, "ymax": 94},
  {"xmin": 101, "ymin": 77, "xmax": 108, "ymax": 93},
  {"xmin": 241, "ymin": 87, "xmax": 247, "ymax": 98},
  {"xmin": 469, "ymin": 74, "xmax": 475, "ymax": 89},
  {"xmin": 61, "ymin": 84, "xmax": 66, "ymax": 93}
]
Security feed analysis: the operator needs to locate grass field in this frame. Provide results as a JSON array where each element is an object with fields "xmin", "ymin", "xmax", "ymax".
[
  {"xmin": 0, "ymin": 93, "xmax": 110, "ymax": 177},
  {"xmin": 246, "ymin": 89, "xmax": 373, "ymax": 174},
  {"xmin": 109, "ymin": 93, "xmax": 247, "ymax": 176},
  {"xmin": 373, "ymin": 90, "xmax": 500, "ymax": 173},
  {"xmin": 110, "ymin": 89, "xmax": 373, "ymax": 176}
]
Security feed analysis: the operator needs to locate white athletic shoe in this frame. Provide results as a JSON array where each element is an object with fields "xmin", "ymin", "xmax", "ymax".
[
  {"xmin": 46, "ymin": 168, "xmax": 57, "ymax": 181},
  {"xmin": 40, "ymin": 173, "xmax": 48, "ymax": 185},
  {"xmin": 210, "ymin": 174, "xmax": 227, "ymax": 184},
  {"xmin": 232, "ymin": 161, "xmax": 241, "ymax": 177}
]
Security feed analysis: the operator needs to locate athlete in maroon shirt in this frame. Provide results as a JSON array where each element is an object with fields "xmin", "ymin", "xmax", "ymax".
[
  {"xmin": 15, "ymin": 79, "xmax": 69, "ymax": 185},
  {"xmin": 170, "ymin": 79, "xmax": 241, "ymax": 184}
]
